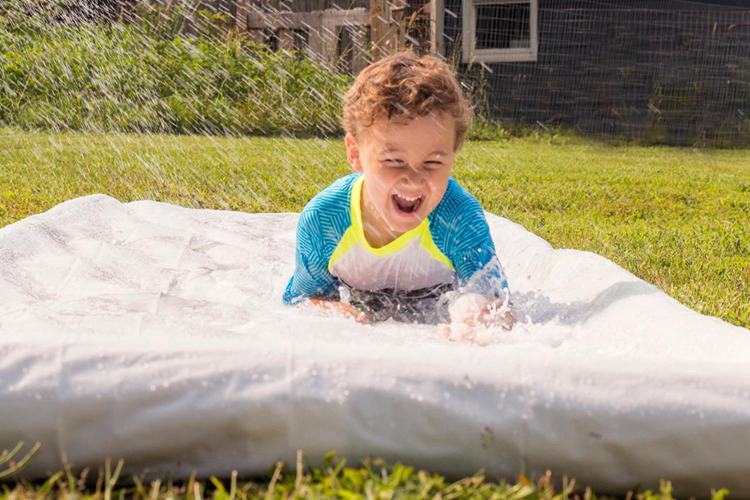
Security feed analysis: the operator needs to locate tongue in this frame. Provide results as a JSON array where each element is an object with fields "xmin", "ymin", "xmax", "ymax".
[{"xmin": 395, "ymin": 196, "xmax": 418, "ymax": 213}]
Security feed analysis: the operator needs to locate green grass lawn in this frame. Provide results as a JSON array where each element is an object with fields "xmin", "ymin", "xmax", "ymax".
[
  {"xmin": 0, "ymin": 128, "xmax": 748, "ymax": 498},
  {"xmin": 1, "ymin": 128, "xmax": 748, "ymax": 328},
  {"xmin": 1, "ymin": 452, "xmax": 719, "ymax": 500}
]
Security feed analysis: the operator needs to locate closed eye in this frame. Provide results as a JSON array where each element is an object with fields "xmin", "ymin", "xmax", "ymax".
[{"xmin": 383, "ymin": 159, "xmax": 406, "ymax": 167}]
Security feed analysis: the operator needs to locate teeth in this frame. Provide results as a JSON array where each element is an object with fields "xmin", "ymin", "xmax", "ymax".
[{"xmin": 395, "ymin": 193, "xmax": 421, "ymax": 202}]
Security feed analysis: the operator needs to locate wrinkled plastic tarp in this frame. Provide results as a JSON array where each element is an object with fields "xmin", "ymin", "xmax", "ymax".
[{"xmin": 1, "ymin": 195, "xmax": 749, "ymax": 496}]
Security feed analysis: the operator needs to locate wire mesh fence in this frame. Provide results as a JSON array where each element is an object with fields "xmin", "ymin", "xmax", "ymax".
[
  {"xmin": 446, "ymin": 0, "xmax": 750, "ymax": 146},
  {"xmin": 1, "ymin": 0, "xmax": 748, "ymax": 146}
]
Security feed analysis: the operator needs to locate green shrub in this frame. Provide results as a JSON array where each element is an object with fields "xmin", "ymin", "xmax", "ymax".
[
  {"xmin": 0, "ymin": 0, "xmax": 513, "ymax": 140},
  {"xmin": 0, "ymin": 15, "xmax": 352, "ymax": 136}
]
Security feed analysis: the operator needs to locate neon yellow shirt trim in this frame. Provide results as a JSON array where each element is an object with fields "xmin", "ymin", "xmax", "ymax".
[{"xmin": 328, "ymin": 176, "xmax": 453, "ymax": 273}]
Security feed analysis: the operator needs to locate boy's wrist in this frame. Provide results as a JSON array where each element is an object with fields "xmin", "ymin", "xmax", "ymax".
[
  {"xmin": 448, "ymin": 292, "xmax": 515, "ymax": 331},
  {"xmin": 448, "ymin": 292, "xmax": 491, "ymax": 325},
  {"xmin": 304, "ymin": 297, "xmax": 369, "ymax": 324}
]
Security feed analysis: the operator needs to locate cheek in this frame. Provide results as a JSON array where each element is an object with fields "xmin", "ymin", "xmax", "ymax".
[
  {"xmin": 374, "ymin": 170, "xmax": 401, "ymax": 190},
  {"xmin": 367, "ymin": 175, "xmax": 395, "ymax": 202},
  {"xmin": 427, "ymin": 176, "xmax": 450, "ymax": 201},
  {"xmin": 427, "ymin": 173, "xmax": 448, "ymax": 191}
]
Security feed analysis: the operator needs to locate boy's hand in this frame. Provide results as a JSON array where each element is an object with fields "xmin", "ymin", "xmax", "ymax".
[
  {"xmin": 476, "ymin": 304, "xmax": 516, "ymax": 331},
  {"xmin": 440, "ymin": 293, "xmax": 516, "ymax": 345},
  {"xmin": 305, "ymin": 298, "xmax": 369, "ymax": 324}
]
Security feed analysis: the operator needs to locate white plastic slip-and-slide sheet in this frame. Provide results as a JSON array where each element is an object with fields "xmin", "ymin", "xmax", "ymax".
[{"xmin": 1, "ymin": 194, "xmax": 749, "ymax": 496}]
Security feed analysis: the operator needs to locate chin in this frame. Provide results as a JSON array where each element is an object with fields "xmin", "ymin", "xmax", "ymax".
[
  {"xmin": 386, "ymin": 207, "xmax": 428, "ymax": 234},
  {"xmin": 389, "ymin": 219, "xmax": 421, "ymax": 234}
]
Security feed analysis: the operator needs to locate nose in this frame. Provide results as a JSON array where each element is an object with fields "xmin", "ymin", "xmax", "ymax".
[{"xmin": 404, "ymin": 165, "xmax": 426, "ymax": 187}]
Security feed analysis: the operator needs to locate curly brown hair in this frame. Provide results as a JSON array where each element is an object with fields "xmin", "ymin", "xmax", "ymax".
[{"xmin": 341, "ymin": 50, "xmax": 474, "ymax": 152}]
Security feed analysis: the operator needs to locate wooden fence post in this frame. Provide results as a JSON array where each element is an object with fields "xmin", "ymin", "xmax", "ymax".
[
  {"xmin": 391, "ymin": 1, "xmax": 407, "ymax": 52},
  {"xmin": 235, "ymin": 0, "xmax": 248, "ymax": 32},
  {"xmin": 369, "ymin": 0, "xmax": 388, "ymax": 59},
  {"xmin": 352, "ymin": 25, "xmax": 369, "ymax": 73},
  {"xmin": 430, "ymin": 0, "xmax": 444, "ymax": 56},
  {"xmin": 321, "ymin": 10, "xmax": 340, "ymax": 66},
  {"xmin": 306, "ymin": 11, "xmax": 325, "ymax": 63},
  {"xmin": 370, "ymin": 0, "xmax": 409, "ymax": 60}
]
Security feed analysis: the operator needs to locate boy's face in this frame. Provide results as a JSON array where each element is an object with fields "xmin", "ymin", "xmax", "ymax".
[{"xmin": 345, "ymin": 111, "xmax": 458, "ymax": 243}]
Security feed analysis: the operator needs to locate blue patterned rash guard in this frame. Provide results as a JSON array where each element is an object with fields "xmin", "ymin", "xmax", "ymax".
[{"xmin": 283, "ymin": 173, "xmax": 510, "ymax": 308}]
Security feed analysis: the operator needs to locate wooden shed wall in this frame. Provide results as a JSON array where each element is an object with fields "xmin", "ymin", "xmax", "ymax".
[
  {"xmin": 233, "ymin": 0, "xmax": 368, "ymax": 11},
  {"xmin": 445, "ymin": 0, "xmax": 750, "ymax": 145}
]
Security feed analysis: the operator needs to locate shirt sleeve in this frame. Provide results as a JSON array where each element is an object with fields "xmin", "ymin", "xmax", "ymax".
[
  {"xmin": 442, "ymin": 187, "xmax": 511, "ymax": 303},
  {"xmin": 282, "ymin": 208, "xmax": 339, "ymax": 305}
]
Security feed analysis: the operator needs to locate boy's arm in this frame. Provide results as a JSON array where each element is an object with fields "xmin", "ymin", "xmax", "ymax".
[
  {"xmin": 283, "ymin": 213, "xmax": 368, "ymax": 323},
  {"xmin": 442, "ymin": 194, "xmax": 515, "ymax": 334},
  {"xmin": 283, "ymin": 209, "xmax": 339, "ymax": 305},
  {"xmin": 305, "ymin": 298, "xmax": 369, "ymax": 323},
  {"xmin": 449, "ymin": 197, "xmax": 511, "ymax": 303},
  {"xmin": 452, "ymin": 241, "xmax": 516, "ymax": 333}
]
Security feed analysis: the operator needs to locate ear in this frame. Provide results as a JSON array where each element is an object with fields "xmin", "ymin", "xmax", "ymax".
[{"xmin": 345, "ymin": 132, "xmax": 363, "ymax": 172}]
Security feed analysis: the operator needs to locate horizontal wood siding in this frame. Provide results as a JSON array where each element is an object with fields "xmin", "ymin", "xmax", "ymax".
[{"xmin": 447, "ymin": 0, "xmax": 750, "ymax": 145}]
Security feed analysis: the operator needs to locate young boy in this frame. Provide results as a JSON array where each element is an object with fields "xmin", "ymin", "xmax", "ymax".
[{"xmin": 283, "ymin": 50, "xmax": 515, "ymax": 338}]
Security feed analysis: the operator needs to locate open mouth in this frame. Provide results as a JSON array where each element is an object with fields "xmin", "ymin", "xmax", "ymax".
[{"xmin": 392, "ymin": 193, "xmax": 424, "ymax": 214}]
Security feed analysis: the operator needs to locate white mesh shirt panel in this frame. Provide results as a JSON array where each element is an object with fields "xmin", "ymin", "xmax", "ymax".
[{"xmin": 330, "ymin": 238, "xmax": 455, "ymax": 291}]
